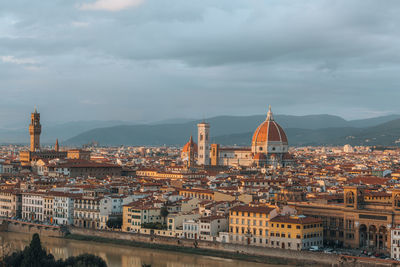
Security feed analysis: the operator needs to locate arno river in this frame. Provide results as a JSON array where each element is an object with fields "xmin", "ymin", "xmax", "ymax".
[{"xmin": 0, "ymin": 232, "xmax": 291, "ymax": 267}]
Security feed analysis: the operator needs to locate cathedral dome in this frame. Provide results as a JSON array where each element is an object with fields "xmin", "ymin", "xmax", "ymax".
[
  {"xmin": 251, "ymin": 106, "xmax": 288, "ymax": 154},
  {"xmin": 182, "ymin": 136, "xmax": 198, "ymax": 153}
]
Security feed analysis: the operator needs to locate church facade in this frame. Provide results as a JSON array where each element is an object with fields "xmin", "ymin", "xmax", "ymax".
[{"xmin": 181, "ymin": 106, "xmax": 294, "ymax": 168}]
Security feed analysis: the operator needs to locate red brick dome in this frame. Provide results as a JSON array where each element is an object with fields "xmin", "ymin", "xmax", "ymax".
[{"xmin": 252, "ymin": 107, "xmax": 288, "ymax": 146}]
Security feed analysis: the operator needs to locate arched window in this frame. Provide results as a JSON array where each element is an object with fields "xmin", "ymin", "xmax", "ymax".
[
  {"xmin": 346, "ymin": 191, "xmax": 355, "ymax": 205},
  {"xmin": 395, "ymin": 195, "xmax": 400, "ymax": 208}
]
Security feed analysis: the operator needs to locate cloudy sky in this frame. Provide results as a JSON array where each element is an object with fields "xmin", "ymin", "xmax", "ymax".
[{"xmin": 1, "ymin": 0, "xmax": 400, "ymax": 127}]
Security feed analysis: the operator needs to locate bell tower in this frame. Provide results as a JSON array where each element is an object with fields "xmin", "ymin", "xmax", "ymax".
[
  {"xmin": 197, "ymin": 122, "xmax": 210, "ymax": 166},
  {"xmin": 55, "ymin": 139, "xmax": 59, "ymax": 152},
  {"xmin": 187, "ymin": 136, "xmax": 195, "ymax": 168},
  {"xmin": 29, "ymin": 107, "xmax": 41, "ymax": 152}
]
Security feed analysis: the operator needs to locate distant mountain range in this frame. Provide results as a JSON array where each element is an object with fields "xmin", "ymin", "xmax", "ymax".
[
  {"xmin": 0, "ymin": 117, "xmax": 200, "ymax": 144},
  {"xmin": 2, "ymin": 114, "xmax": 400, "ymax": 146},
  {"xmin": 61, "ymin": 114, "xmax": 400, "ymax": 147},
  {"xmin": 0, "ymin": 120, "xmax": 127, "ymax": 144}
]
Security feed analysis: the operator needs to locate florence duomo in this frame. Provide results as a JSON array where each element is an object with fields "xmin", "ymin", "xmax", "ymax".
[
  {"xmin": 1, "ymin": 1, "xmax": 400, "ymax": 266},
  {"xmin": 182, "ymin": 106, "xmax": 293, "ymax": 169}
]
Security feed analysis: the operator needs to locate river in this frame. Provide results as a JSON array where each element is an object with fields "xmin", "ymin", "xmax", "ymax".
[{"xmin": 0, "ymin": 232, "xmax": 291, "ymax": 267}]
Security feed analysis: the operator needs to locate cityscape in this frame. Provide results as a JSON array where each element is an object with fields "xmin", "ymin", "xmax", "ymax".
[
  {"xmin": 0, "ymin": 107, "xmax": 400, "ymax": 266},
  {"xmin": 2, "ymin": 1, "xmax": 400, "ymax": 267}
]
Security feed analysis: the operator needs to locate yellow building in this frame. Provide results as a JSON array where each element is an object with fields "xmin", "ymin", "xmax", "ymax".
[
  {"xmin": 122, "ymin": 202, "xmax": 162, "ymax": 232},
  {"xmin": 136, "ymin": 169, "xmax": 205, "ymax": 180},
  {"xmin": 269, "ymin": 215, "xmax": 323, "ymax": 250},
  {"xmin": 178, "ymin": 188, "xmax": 214, "ymax": 200},
  {"xmin": 213, "ymin": 191, "xmax": 253, "ymax": 204},
  {"xmin": 229, "ymin": 205, "xmax": 277, "ymax": 246},
  {"xmin": 67, "ymin": 149, "xmax": 91, "ymax": 160}
]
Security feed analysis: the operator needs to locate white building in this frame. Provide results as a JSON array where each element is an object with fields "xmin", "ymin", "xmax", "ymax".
[
  {"xmin": 99, "ymin": 195, "xmax": 128, "ymax": 229},
  {"xmin": 73, "ymin": 196, "xmax": 102, "ymax": 229},
  {"xmin": 199, "ymin": 215, "xmax": 228, "ymax": 241},
  {"xmin": 183, "ymin": 219, "xmax": 200, "ymax": 239},
  {"xmin": 391, "ymin": 228, "xmax": 400, "ymax": 260},
  {"xmin": 43, "ymin": 195, "xmax": 54, "ymax": 223},
  {"xmin": 22, "ymin": 192, "xmax": 45, "ymax": 222},
  {"xmin": 53, "ymin": 193, "xmax": 76, "ymax": 225},
  {"xmin": 167, "ymin": 213, "xmax": 201, "ymax": 232}
]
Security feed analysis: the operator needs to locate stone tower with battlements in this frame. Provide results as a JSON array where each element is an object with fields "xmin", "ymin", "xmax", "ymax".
[{"xmin": 29, "ymin": 107, "xmax": 41, "ymax": 152}]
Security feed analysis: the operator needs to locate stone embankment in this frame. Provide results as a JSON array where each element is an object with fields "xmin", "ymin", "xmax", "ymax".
[
  {"xmin": 0, "ymin": 219, "xmax": 66, "ymax": 237},
  {"xmin": 68, "ymin": 227, "xmax": 399, "ymax": 267},
  {"xmin": 1, "ymin": 221, "xmax": 398, "ymax": 266}
]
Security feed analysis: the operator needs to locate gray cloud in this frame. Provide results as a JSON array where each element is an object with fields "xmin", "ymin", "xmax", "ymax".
[{"xmin": 0, "ymin": 0, "xmax": 400, "ymax": 127}]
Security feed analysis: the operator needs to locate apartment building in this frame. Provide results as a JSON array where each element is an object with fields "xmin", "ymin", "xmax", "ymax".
[
  {"xmin": 122, "ymin": 202, "xmax": 162, "ymax": 232},
  {"xmin": 183, "ymin": 219, "xmax": 200, "ymax": 239},
  {"xmin": 53, "ymin": 193, "xmax": 76, "ymax": 225},
  {"xmin": 391, "ymin": 228, "xmax": 400, "ymax": 260},
  {"xmin": 73, "ymin": 196, "xmax": 101, "ymax": 228},
  {"xmin": 22, "ymin": 192, "xmax": 45, "ymax": 221},
  {"xmin": 43, "ymin": 194, "xmax": 54, "ymax": 223},
  {"xmin": 199, "ymin": 215, "xmax": 228, "ymax": 241},
  {"xmin": 0, "ymin": 190, "xmax": 21, "ymax": 218},
  {"xmin": 229, "ymin": 205, "xmax": 276, "ymax": 246},
  {"xmin": 269, "ymin": 215, "xmax": 323, "ymax": 250},
  {"xmin": 99, "ymin": 195, "xmax": 131, "ymax": 229}
]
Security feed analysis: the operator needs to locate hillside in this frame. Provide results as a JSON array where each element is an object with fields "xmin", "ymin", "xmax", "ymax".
[
  {"xmin": 65, "ymin": 114, "xmax": 400, "ymax": 146},
  {"xmin": 333, "ymin": 118, "xmax": 400, "ymax": 146},
  {"xmin": 0, "ymin": 120, "xmax": 128, "ymax": 144}
]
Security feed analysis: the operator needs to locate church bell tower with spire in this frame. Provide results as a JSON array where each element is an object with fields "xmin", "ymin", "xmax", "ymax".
[{"xmin": 29, "ymin": 107, "xmax": 41, "ymax": 152}]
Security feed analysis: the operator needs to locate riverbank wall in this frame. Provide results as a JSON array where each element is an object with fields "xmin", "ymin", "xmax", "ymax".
[
  {"xmin": 0, "ymin": 219, "xmax": 65, "ymax": 237},
  {"xmin": 1, "ymin": 222, "xmax": 397, "ymax": 266},
  {"xmin": 68, "ymin": 227, "xmax": 398, "ymax": 267}
]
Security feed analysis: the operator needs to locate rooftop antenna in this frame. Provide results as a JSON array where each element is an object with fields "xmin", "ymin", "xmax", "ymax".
[{"xmin": 34, "ymin": 106, "xmax": 37, "ymax": 113}]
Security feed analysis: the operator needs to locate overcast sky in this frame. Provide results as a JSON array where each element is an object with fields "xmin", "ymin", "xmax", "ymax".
[{"xmin": 1, "ymin": 0, "xmax": 400, "ymax": 127}]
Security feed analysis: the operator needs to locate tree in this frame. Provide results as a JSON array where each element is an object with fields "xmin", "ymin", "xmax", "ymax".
[
  {"xmin": 160, "ymin": 206, "xmax": 169, "ymax": 225},
  {"xmin": 21, "ymin": 233, "xmax": 55, "ymax": 267},
  {"xmin": 4, "ymin": 233, "xmax": 55, "ymax": 267},
  {"xmin": 4, "ymin": 234, "xmax": 107, "ymax": 267},
  {"xmin": 62, "ymin": 254, "xmax": 107, "ymax": 267},
  {"xmin": 106, "ymin": 217, "xmax": 122, "ymax": 229}
]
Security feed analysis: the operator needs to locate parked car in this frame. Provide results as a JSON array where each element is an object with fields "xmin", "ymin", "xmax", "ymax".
[{"xmin": 309, "ymin": 246, "xmax": 320, "ymax": 252}]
